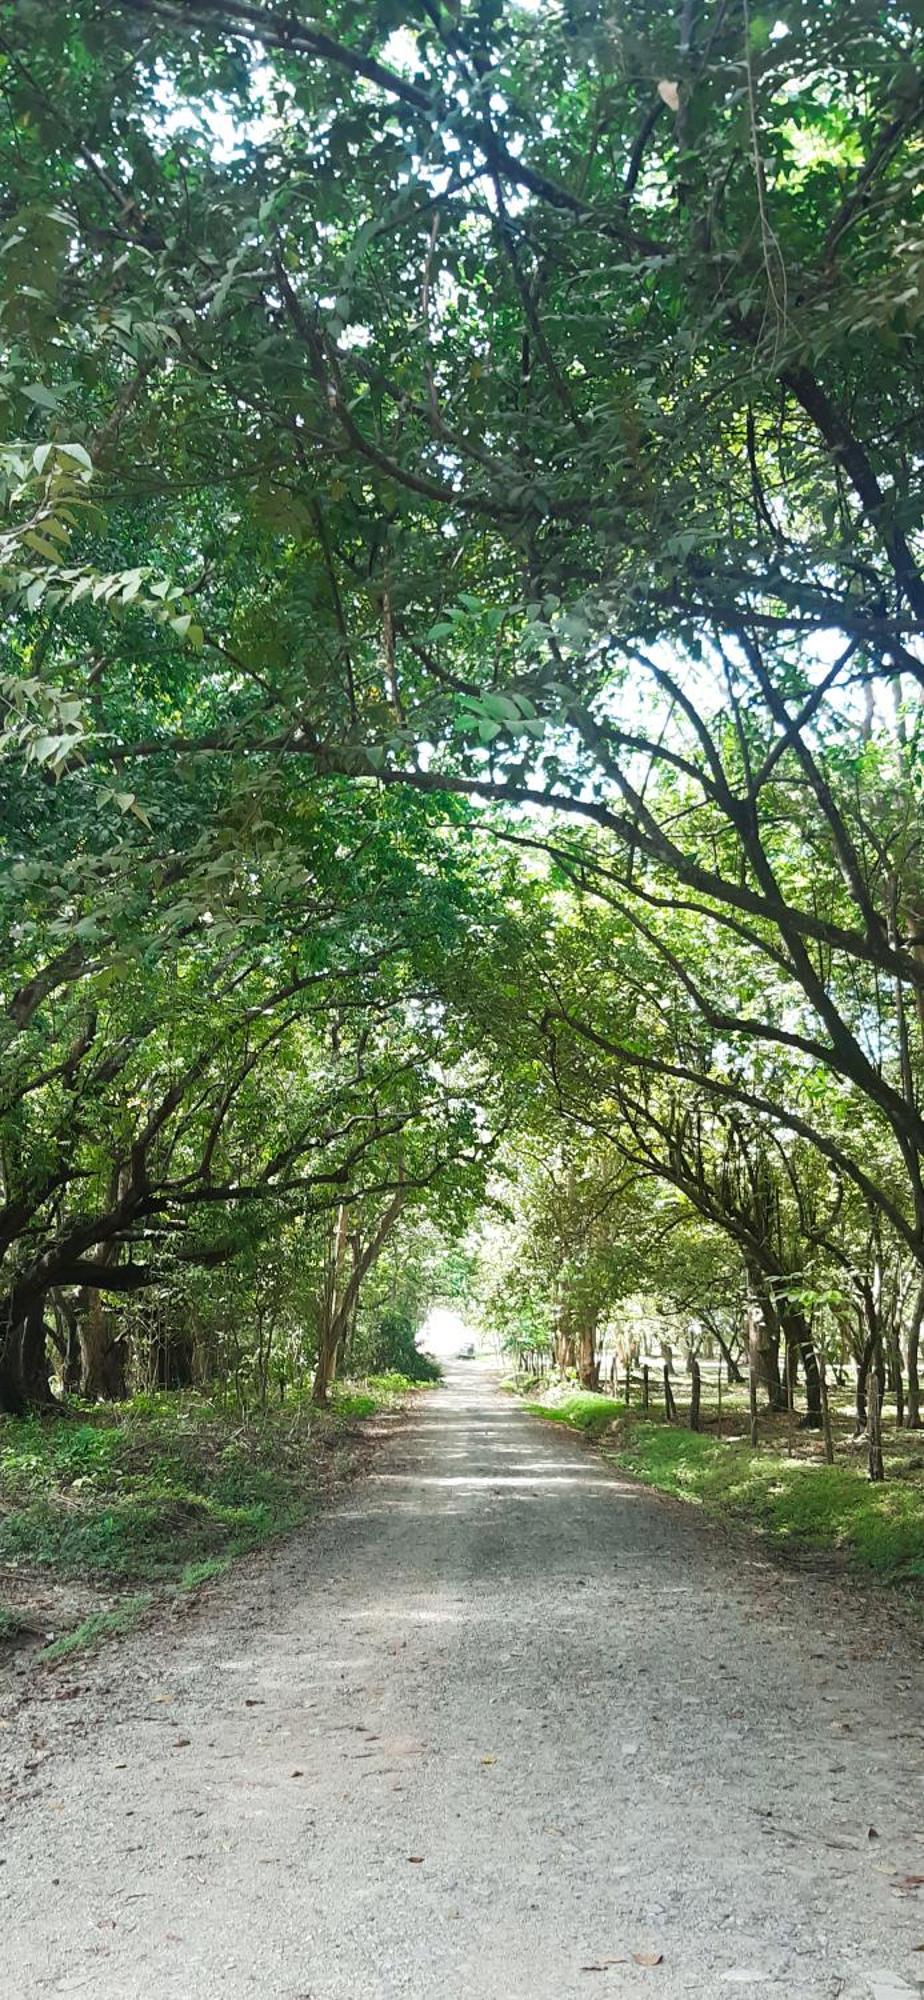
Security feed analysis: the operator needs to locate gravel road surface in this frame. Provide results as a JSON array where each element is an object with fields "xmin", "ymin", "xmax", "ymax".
[{"xmin": 2, "ymin": 1363, "xmax": 924, "ymax": 2000}]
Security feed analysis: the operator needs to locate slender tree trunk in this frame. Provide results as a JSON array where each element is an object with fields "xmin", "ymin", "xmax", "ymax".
[
  {"xmin": 749, "ymin": 1369, "xmax": 759, "ymax": 1446},
  {"xmin": 154, "ymin": 1324, "xmax": 193, "ymax": 1389},
  {"xmin": 689, "ymin": 1357, "xmax": 701, "ymax": 1432},
  {"xmin": 856, "ymin": 1320, "xmax": 887, "ymax": 1433},
  {"xmin": 905, "ymin": 1277, "xmax": 924, "ymax": 1429},
  {"xmin": 856, "ymin": 1325, "xmax": 871, "ymax": 1427},
  {"xmin": 868, "ymin": 1368, "xmax": 885, "ymax": 1482},
  {"xmin": 857, "ymin": 1282, "xmax": 887, "ymax": 1427},
  {"xmin": 312, "ymin": 1203, "xmax": 350, "ymax": 1407},
  {"xmin": 663, "ymin": 1365, "xmax": 677, "ymax": 1421},
  {"xmin": 818, "ymin": 1350, "xmax": 835, "ymax": 1466},
  {"xmin": 52, "ymin": 1290, "xmax": 82, "ymax": 1395},
  {"xmin": 890, "ymin": 1323, "xmax": 905, "ymax": 1430},
  {"xmin": 709, "ymin": 1326, "xmax": 743, "ymax": 1384}
]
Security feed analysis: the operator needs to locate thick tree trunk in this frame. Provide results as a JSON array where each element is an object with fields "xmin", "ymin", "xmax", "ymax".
[
  {"xmin": 554, "ymin": 1300, "xmax": 576, "ymax": 1374},
  {"xmin": 747, "ymin": 1284, "xmax": 784, "ymax": 1411},
  {"xmin": 576, "ymin": 1312, "xmax": 599, "ymax": 1390},
  {"xmin": 780, "ymin": 1309, "xmax": 822, "ymax": 1428},
  {"xmin": 51, "ymin": 1291, "xmax": 82, "ymax": 1396},
  {"xmin": 312, "ymin": 1191, "xmax": 404, "ymax": 1407},
  {"xmin": 312, "ymin": 1298, "xmax": 346, "ymax": 1406},
  {"xmin": 78, "ymin": 1289, "xmax": 126, "ymax": 1400},
  {"xmin": 311, "ymin": 1330, "xmax": 337, "ymax": 1407},
  {"xmin": 0, "ymin": 1300, "xmax": 54, "ymax": 1414}
]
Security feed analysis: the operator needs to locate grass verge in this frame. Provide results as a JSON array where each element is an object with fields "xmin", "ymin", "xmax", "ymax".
[
  {"xmin": 35, "ymin": 1594, "xmax": 154, "ymax": 1665},
  {"xmin": 0, "ymin": 1373, "xmax": 424, "ymax": 1660},
  {"xmin": 521, "ymin": 1387, "xmax": 924, "ymax": 1583},
  {"xmin": 523, "ymin": 1389, "xmax": 626, "ymax": 1440}
]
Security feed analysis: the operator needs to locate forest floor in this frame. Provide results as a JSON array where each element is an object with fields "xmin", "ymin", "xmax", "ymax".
[
  {"xmin": 3, "ymin": 1362, "xmax": 924, "ymax": 1998},
  {"xmin": 0, "ymin": 1376, "xmax": 418, "ymax": 1670}
]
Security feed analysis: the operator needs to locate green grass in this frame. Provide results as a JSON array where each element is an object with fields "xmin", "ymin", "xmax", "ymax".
[
  {"xmin": 608, "ymin": 1421, "xmax": 924, "ymax": 1580},
  {"xmin": 0, "ymin": 1372, "xmax": 422, "ymax": 1654},
  {"xmin": 35, "ymin": 1594, "xmax": 153, "ymax": 1664},
  {"xmin": 522, "ymin": 1389, "xmax": 924, "ymax": 1583},
  {"xmin": 523, "ymin": 1389, "xmax": 627, "ymax": 1440},
  {"xmin": 178, "ymin": 1555, "xmax": 231, "ymax": 1591}
]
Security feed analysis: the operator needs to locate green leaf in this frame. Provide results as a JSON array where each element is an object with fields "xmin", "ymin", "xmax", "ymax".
[{"xmin": 21, "ymin": 383, "xmax": 59, "ymax": 409}]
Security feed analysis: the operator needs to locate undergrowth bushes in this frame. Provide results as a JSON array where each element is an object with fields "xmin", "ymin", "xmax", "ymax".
[{"xmin": 0, "ymin": 1374, "xmax": 427, "ymax": 1593}]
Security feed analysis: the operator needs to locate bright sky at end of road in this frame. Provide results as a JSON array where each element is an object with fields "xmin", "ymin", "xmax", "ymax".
[{"xmin": 419, "ymin": 1306, "xmax": 475, "ymax": 1358}]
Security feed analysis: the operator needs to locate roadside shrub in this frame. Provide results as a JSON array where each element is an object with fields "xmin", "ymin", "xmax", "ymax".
[{"xmin": 353, "ymin": 1310, "xmax": 441, "ymax": 1383}]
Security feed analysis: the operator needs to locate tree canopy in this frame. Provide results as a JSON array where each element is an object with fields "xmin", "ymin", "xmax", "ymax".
[{"xmin": 1, "ymin": 0, "xmax": 923, "ymax": 1427}]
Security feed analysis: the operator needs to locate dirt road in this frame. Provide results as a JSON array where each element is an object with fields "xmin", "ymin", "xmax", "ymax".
[{"xmin": 2, "ymin": 1365, "xmax": 924, "ymax": 1999}]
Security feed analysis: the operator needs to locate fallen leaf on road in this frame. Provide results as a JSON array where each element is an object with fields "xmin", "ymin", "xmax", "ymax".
[
  {"xmin": 633, "ymin": 1952, "xmax": 664, "ymax": 1967},
  {"xmin": 894, "ymin": 1876, "xmax": 924, "ymax": 1892},
  {"xmin": 480, "ymin": 1754, "xmax": 496, "ymax": 1766},
  {"xmin": 407, "ymin": 1855, "xmax": 424, "ymax": 1864},
  {"xmin": 869, "ymin": 1827, "xmax": 880, "ymax": 1840},
  {"xmin": 174, "ymin": 1737, "xmax": 190, "ymax": 1748},
  {"xmin": 291, "ymin": 1769, "xmax": 304, "ymax": 1778}
]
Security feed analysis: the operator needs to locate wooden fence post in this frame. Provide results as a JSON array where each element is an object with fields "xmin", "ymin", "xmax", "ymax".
[
  {"xmin": 689, "ymin": 1357, "xmax": 701, "ymax": 1432},
  {"xmin": 624, "ymin": 1360, "xmax": 631, "ymax": 1406},
  {"xmin": 642, "ymin": 1364, "xmax": 649, "ymax": 1411}
]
